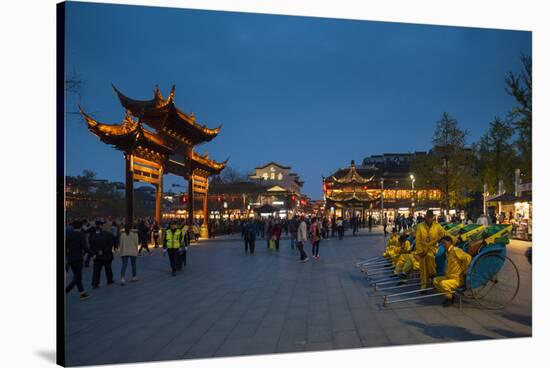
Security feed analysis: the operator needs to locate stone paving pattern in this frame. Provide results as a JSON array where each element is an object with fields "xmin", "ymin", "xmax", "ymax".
[{"xmin": 65, "ymin": 227, "xmax": 532, "ymax": 366}]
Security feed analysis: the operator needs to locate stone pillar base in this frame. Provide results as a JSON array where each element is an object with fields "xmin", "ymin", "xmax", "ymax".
[{"xmin": 200, "ymin": 224, "xmax": 209, "ymax": 239}]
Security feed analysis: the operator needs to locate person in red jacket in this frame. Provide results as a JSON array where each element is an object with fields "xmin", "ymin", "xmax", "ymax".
[{"xmin": 273, "ymin": 219, "xmax": 282, "ymax": 252}]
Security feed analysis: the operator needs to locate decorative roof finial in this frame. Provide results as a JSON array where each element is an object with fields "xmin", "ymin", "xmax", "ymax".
[{"xmin": 169, "ymin": 85, "xmax": 175, "ymax": 100}]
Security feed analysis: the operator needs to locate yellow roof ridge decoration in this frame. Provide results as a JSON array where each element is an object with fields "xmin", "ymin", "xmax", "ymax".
[
  {"xmin": 331, "ymin": 160, "xmax": 374, "ymax": 184},
  {"xmin": 80, "ymin": 107, "xmax": 174, "ymax": 155},
  {"xmin": 112, "ymin": 84, "xmax": 221, "ymax": 144},
  {"xmin": 191, "ymin": 150, "xmax": 228, "ymax": 171}
]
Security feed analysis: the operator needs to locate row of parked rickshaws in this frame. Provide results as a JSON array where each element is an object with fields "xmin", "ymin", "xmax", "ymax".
[{"xmin": 355, "ymin": 222, "xmax": 520, "ymax": 309}]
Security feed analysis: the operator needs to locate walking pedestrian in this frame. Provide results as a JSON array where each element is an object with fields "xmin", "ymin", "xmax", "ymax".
[
  {"xmin": 260, "ymin": 218, "xmax": 265, "ymax": 238},
  {"xmin": 289, "ymin": 215, "xmax": 298, "ymax": 249},
  {"xmin": 322, "ymin": 217, "xmax": 329, "ymax": 238},
  {"xmin": 265, "ymin": 217, "xmax": 273, "ymax": 249},
  {"xmin": 244, "ymin": 220, "xmax": 251, "ymax": 253},
  {"xmin": 138, "ymin": 220, "xmax": 151, "ymax": 255},
  {"xmin": 383, "ymin": 214, "xmax": 388, "ymax": 237},
  {"xmin": 65, "ymin": 220, "xmax": 90, "ymax": 300},
  {"xmin": 352, "ymin": 215, "xmax": 359, "ymax": 236},
  {"xmin": 83, "ymin": 219, "xmax": 94, "ymax": 267},
  {"xmin": 297, "ymin": 215, "xmax": 309, "ymax": 262},
  {"xmin": 244, "ymin": 220, "xmax": 257, "ymax": 254},
  {"xmin": 90, "ymin": 220, "xmax": 115, "ymax": 288},
  {"xmin": 163, "ymin": 222, "xmax": 182, "ymax": 276},
  {"xmin": 151, "ymin": 221, "xmax": 160, "ymax": 248},
  {"xmin": 368, "ymin": 215, "xmax": 373, "ymax": 232},
  {"xmin": 119, "ymin": 223, "xmax": 139, "ymax": 286},
  {"xmin": 111, "ymin": 220, "xmax": 120, "ymax": 249},
  {"xmin": 310, "ymin": 217, "xmax": 322, "ymax": 259},
  {"xmin": 337, "ymin": 217, "xmax": 344, "ymax": 240},
  {"xmin": 273, "ymin": 219, "xmax": 282, "ymax": 251}
]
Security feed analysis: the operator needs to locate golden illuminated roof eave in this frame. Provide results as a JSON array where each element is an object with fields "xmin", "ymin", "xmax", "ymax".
[
  {"xmin": 80, "ymin": 108, "xmax": 174, "ymax": 155},
  {"xmin": 190, "ymin": 151, "xmax": 228, "ymax": 172},
  {"xmin": 112, "ymin": 84, "xmax": 221, "ymax": 143}
]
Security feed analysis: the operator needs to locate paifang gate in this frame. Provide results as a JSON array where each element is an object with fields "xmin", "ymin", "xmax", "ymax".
[{"xmin": 81, "ymin": 85, "xmax": 227, "ymax": 237}]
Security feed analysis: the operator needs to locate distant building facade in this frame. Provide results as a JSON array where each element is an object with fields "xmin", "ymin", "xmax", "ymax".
[
  {"xmin": 324, "ymin": 153, "xmax": 443, "ymax": 223},
  {"xmin": 170, "ymin": 162, "xmax": 311, "ymax": 220}
]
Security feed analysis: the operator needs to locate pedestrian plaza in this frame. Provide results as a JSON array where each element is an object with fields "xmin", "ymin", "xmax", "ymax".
[{"xmin": 65, "ymin": 228, "xmax": 532, "ymax": 366}]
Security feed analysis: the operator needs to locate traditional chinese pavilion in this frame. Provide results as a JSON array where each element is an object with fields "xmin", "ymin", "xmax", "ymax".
[
  {"xmin": 323, "ymin": 160, "xmax": 377, "ymax": 218},
  {"xmin": 324, "ymin": 158, "xmax": 442, "ymax": 222},
  {"xmin": 81, "ymin": 85, "xmax": 227, "ymax": 236}
]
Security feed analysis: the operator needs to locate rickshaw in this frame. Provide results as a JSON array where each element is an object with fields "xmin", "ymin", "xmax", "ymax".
[
  {"xmin": 364, "ymin": 224, "xmax": 490, "ymax": 290},
  {"xmin": 368, "ymin": 224, "xmax": 491, "ymax": 289},
  {"xmin": 357, "ymin": 223, "xmax": 467, "ymax": 279},
  {"xmin": 381, "ymin": 225, "xmax": 519, "ymax": 309}
]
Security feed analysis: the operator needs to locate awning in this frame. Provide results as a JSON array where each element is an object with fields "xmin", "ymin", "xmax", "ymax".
[{"xmin": 488, "ymin": 193, "xmax": 532, "ymax": 203}]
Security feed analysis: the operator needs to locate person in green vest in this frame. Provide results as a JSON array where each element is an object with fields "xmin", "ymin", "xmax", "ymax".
[{"xmin": 163, "ymin": 222, "xmax": 182, "ymax": 276}]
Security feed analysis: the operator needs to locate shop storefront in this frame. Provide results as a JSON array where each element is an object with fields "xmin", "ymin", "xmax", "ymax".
[
  {"xmin": 513, "ymin": 200, "xmax": 532, "ymax": 241},
  {"xmin": 488, "ymin": 193, "xmax": 532, "ymax": 241}
]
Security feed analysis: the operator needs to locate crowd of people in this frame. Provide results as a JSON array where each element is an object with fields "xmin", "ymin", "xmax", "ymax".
[
  {"xmin": 68, "ymin": 210, "xmax": 480, "ymax": 302},
  {"xmin": 66, "ymin": 213, "xmax": 383, "ymax": 301},
  {"xmin": 65, "ymin": 217, "xmax": 196, "ymax": 301},
  {"xmin": 239, "ymin": 214, "xmax": 362, "ymax": 262}
]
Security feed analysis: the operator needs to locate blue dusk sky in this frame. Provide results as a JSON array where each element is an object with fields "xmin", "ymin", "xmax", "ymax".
[{"xmin": 64, "ymin": 2, "xmax": 531, "ymax": 199}]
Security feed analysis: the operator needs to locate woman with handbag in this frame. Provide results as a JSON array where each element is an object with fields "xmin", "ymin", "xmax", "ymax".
[
  {"xmin": 119, "ymin": 224, "xmax": 139, "ymax": 286},
  {"xmin": 310, "ymin": 217, "xmax": 322, "ymax": 259}
]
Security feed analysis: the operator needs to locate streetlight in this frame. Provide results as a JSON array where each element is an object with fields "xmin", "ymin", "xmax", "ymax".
[
  {"xmin": 410, "ymin": 174, "xmax": 415, "ymax": 214},
  {"xmin": 380, "ymin": 178, "xmax": 384, "ymax": 223}
]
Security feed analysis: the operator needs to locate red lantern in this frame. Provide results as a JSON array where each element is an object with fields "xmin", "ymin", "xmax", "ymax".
[
  {"xmin": 182, "ymin": 195, "xmax": 187, "ymax": 204},
  {"xmin": 291, "ymin": 195, "xmax": 296, "ymax": 202},
  {"xmin": 217, "ymin": 196, "xmax": 222, "ymax": 202}
]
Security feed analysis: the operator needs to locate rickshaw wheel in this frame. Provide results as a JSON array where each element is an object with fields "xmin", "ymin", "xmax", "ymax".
[{"xmin": 467, "ymin": 254, "xmax": 520, "ymax": 310}]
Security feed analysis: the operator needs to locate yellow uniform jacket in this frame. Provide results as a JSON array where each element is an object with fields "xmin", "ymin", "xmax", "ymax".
[
  {"xmin": 444, "ymin": 245, "xmax": 472, "ymax": 280},
  {"xmin": 415, "ymin": 222, "xmax": 447, "ymax": 257}
]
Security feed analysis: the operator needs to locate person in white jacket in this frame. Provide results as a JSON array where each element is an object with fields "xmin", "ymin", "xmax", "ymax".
[
  {"xmin": 297, "ymin": 215, "xmax": 309, "ymax": 262},
  {"xmin": 119, "ymin": 224, "xmax": 139, "ymax": 285}
]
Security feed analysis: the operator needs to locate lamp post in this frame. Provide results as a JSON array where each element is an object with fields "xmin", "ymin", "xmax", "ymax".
[
  {"xmin": 410, "ymin": 174, "xmax": 415, "ymax": 215},
  {"xmin": 380, "ymin": 178, "xmax": 384, "ymax": 224}
]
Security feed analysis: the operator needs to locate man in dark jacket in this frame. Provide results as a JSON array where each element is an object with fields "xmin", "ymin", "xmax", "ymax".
[
  {"xmin": 288, "ymin": 216, "xmax": 298, "ymax": 249},
  {"xmin": 90, "ymin": 220, "xmax": 116, "ymax": 288},
  {"xmin": 65, "ymin": 220, "xmax": 90, "ymax": 300},
  {"xmin": 138, "ymin": 220, "xmax": 151, "ymax": 255}
]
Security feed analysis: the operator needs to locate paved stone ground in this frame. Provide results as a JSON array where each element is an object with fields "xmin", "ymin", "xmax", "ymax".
[{"xmin": 65, "ymin": 227, "xmax": 532, "ymax": 366}]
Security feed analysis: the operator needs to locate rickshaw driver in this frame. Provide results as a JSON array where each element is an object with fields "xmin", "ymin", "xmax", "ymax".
[
  {"xmin": 383, "ymin": 228, "xmax": 400, "ymax": 259},
  {"xmin": 433, "ymin": 235, "xmax": 472, "ymax": 307},
  {"xmin": 390, "ymin": 234, "xmax": 413, "ymax": 265},
  {"xmin": 415, "ymin": 210, "xmax": 449, "ymax": 290}
]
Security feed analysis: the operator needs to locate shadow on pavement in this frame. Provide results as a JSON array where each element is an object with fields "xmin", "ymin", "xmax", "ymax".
[
  {"xmin": 500, "ymin": 312, "xmax": 532, "ymax": 327},
  {"xmin": 402, "ymin": 320, "xmax": 492, "ymax": 341},
  {"xmin": 488, "ymin": 328, "xmax": 531, "ymax": 339}
]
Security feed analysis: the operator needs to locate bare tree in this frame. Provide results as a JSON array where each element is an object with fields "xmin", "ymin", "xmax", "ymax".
[
  {"xmin": 505, "ymin": 55, "xmax": 532, "ymax": 179},
  {"xmin": 220, "ymin": 166, "xmax": 248, "ymax": 183}
]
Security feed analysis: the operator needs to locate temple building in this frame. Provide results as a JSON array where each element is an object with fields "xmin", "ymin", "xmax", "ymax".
[
  {"xmin": 169, "ymin": 162, "xmax": 310, "ymax": 220},
  {"xmin": 323, "ymin": 155, "xmax": 443, "ymax": 223},
  {"xmin": 81, "ymin": 85, "xmax": 227, "ymax": 237}
]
